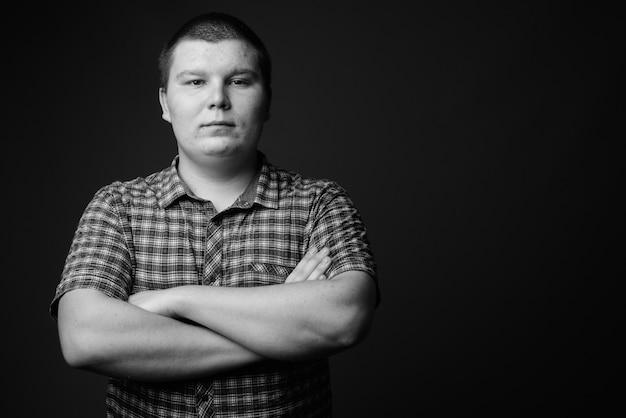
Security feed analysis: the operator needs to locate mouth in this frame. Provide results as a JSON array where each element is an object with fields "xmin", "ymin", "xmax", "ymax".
[{"xmin": 204, "ymin": 121, "xmax": 235, "ymax": 127}]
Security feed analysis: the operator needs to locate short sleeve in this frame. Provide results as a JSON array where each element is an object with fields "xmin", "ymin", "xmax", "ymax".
[
  {"xmin": 308, "ymin": 183, "xmax": 380, "ymax": 306},
  {"xmin": 50, "ymin": 187, "xmax": 133, "ymax": 320}
]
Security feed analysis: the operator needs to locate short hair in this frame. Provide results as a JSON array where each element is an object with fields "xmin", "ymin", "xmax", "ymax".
[{"xmin": 158, "ymin": 12, "xmax": 272, "ymax": 103}]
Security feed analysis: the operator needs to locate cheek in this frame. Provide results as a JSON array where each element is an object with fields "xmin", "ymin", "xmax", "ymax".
[
  {"xmin": 248, "ymin": 98, "xmax": 270, "ymax": 122},
  {"xmin": 239, "ymin": 107, "xmax": 267, "ymax": 133},
  {"xmin": 168, "ymin": 95, "xmax": 203, "ymax": 120}
]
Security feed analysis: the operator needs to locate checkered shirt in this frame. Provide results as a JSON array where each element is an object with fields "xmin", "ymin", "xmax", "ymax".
[{"xmin": 50, "ymin": 153, "xmax": 378, "ymax": 417}]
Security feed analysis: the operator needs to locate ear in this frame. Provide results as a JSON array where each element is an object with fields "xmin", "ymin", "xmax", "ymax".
[{"xmin": 159, "ymin": 88, "xmax": 172, "ymax": 123}]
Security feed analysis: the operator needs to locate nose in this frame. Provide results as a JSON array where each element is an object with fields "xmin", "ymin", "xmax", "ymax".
[{"xmin": 207, "ymin": 82, "xmax": 231, "ymax": 110}]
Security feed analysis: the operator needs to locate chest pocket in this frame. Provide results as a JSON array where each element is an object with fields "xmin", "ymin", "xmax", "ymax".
[{"xmin": 221, "ymin": 262, "xmax": 293, "ymax": 287}]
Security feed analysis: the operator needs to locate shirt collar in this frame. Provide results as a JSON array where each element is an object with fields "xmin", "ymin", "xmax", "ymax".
[
  {"xmin": 154, "ymin": 157, "xmax": 187, "ymax": 208},
  {"xmin": 252, "ymin": 152, "xmax": 279, "ymax": 209},
  {"xmin": 155, "ymin": 152, "xmax": 279, "ymax": 210}
]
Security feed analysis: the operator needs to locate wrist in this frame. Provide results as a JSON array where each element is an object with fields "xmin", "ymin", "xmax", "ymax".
[{"xmin": 169, "ymin": 285, "xmax": 200, "ymax": 320}]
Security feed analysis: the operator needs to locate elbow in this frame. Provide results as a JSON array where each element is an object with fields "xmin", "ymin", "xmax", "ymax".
[
  {"xmin": 56, "ymin": 291, "xmax": 108, "ymax": 370},
  {"xmin": 327, "ymin": 303, "xmax": 374, "ymax": 351},
  {"xmin": 58, "ymin": 322, "xmax": 101, "ymax": 370},
  {"xmin": 60, "ymin": 343, "xmax": 88, "ymax": 370},
  {"xmin": 324, "ymin": 271, "xmax": 377, "ymax": 351},
  {"xmin": 342, "ymin": 308, "xmax": 374, "ymax": 349},
  {"xmin": 295, "ymin": 304, "xmax": 373, "ymax": 359}
]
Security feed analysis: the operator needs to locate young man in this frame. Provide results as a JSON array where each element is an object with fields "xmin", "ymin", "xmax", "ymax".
[{"xmin": 51, "ymin": 12, "xmax": 378, "ymax": 417}]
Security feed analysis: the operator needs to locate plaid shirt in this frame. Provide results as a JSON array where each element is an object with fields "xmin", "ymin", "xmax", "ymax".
[{"xmin": 51, "ymin": 153, "xmax": 378, "ymax": 418}]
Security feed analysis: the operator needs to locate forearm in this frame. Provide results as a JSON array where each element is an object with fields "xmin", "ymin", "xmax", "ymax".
[
  {"xmin": 57, "ymin": 289, "xmax": 264, "ymax": 381},
  {"xmin": 169, "ymin": 272, "xmax": 376, "ymax": 361}
]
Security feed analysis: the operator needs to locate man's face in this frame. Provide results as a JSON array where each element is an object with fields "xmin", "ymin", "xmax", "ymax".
[{"xmin": 159, "ymin": 39, "xmax": 269, "ymax": 165}]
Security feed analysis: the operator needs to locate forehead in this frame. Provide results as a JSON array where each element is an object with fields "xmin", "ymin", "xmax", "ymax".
[{"xmin": 170, "ymin": 39, "xmax": 260, "ymax": 72}]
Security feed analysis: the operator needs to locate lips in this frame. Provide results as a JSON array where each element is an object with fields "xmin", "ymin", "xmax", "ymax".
[{"xmin": 204, "ymin": 121, "xmax": 235, "ymax": 127}]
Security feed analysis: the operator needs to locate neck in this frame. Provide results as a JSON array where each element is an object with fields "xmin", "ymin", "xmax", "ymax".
[{"xmin": 177, "ymin": 151, "xmax": 258, "ymax": 211}]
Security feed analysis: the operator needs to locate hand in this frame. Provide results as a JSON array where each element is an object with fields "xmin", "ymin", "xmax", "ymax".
[{"xmin": 285, "ymin": 247, "xmax": 332, "ymax": 284}]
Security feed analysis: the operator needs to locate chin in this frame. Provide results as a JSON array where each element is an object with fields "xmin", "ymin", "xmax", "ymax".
[
  {"xmin": 196, "ymin": 136, "xmax": 240, "ymax": 155},
  {"xmin": 180, "ymin": 134, "xmax": 257, "ymax": 161}
]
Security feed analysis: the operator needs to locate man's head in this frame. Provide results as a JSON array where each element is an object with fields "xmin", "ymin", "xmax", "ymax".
[
  {"xmin": 158, "ymin": 12, "xmax": 272, "ymax": 105},
  {"xmin": 158, "ymin": 13, "xmax": 272, "ymax": 167}
]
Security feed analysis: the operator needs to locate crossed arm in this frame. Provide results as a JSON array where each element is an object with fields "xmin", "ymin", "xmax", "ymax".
[{"xmin": 57, "ymin": 247, "xmax": 376, "ymax": 382}]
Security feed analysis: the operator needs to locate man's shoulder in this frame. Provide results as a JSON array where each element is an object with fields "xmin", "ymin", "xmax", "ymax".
[
  {"xmin": 91, "ymin": 165, "xmax": 174, "ymax": 207},
  {"xmin": 269, "ymin": 163, "xmax": 346, "ymax": 198}
]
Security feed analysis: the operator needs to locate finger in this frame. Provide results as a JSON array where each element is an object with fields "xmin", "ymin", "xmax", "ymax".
[
  {"xmin": 286, "ymin": 247, "xmax": 330, "ymax": 283},
  {"xmin": 298, "ymin": 247, "xmax": 329, "ymax": 280},
  {"xmin": 305, "ymin": 256, "xmax": 331, "ymax": 281},
  {"xmin": 285, "ymin": 247, "xmax": 318, "ymax": 283}
]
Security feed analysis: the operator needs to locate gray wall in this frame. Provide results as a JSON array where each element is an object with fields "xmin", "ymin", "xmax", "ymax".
[{"xmin": 8, "ymin": 1, "xmax": 622, "ymax": 416}]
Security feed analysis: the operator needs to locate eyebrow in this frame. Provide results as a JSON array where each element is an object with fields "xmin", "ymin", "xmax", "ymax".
[{"xmin": 174, "ymin": 68, "xmax": 261, "ymax": 81}]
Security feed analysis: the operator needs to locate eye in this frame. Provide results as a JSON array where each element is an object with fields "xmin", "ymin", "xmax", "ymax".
[
  {"xmin": 188, "ymin": 79, "xmax": 205, "ymax": 86},
  {"xmin": 230, "ymin": 78, "xmax": 251, "ymax": 87}
]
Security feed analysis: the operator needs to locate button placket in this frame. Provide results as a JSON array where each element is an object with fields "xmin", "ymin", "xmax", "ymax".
[
  {"xmin": 196, "ymin": 382, "xmax": 215, "ymax": 417},
  {"xmin": 203, "ymin": 214, "xmax": 223, "ymax": 286}
]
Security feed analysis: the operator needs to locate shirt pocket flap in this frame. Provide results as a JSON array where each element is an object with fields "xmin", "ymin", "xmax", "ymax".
[{"xmin": 246, "ymin": 262, "xmax": 292, "ymax": 285}]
